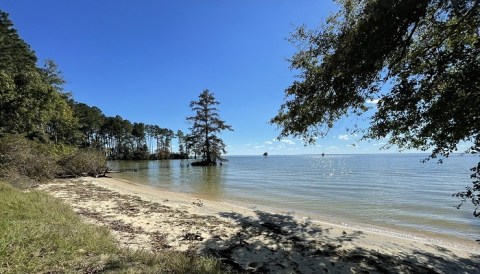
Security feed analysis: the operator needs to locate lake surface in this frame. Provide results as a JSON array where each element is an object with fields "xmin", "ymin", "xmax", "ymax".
[{"xmin": 109, "ymin": 154, "xmax": 480, "ymax": 242}]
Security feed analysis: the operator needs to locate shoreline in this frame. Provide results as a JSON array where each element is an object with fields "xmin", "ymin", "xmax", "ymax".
[
  {"xmin": 39, "ymin": 177, "xmax": 480, "ymax": 273},
  {"xmin": 196, "ymin": 193, "xmax": 479, "ymax": 252},
  {"xmin": 208, "ymin": 196, "xmax": 478, "ymax": 251},
  {"xmin": 111, "ymin": 172, "xmax": 479, "ymax": 252}
]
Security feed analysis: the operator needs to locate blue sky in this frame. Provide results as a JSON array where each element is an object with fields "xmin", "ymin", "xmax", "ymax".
[{"xmin": 3, "ymin": 0, "xmax": 460, "ymax": 155}]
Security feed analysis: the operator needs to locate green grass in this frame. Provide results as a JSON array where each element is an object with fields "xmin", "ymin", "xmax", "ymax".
[{"xmin": 0, "ymin": 181, "xmax": 226, "ymax": 274}]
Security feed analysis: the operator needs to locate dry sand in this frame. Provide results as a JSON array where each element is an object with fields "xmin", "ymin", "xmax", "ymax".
[{"xmin": 38, "ymin": 177, "xmax": 480, "ymax": 273}]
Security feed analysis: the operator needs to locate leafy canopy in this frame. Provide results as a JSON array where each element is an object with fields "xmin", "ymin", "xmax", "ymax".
[
  {"xmin": 271, "ymin": 0, "xmax": 479, "ymax": 157},
  {"xmin": 0, "ymin": 11, "xmax": 78, "ymax": 142},
  {"xmin": 271, "ymin": 0, "xmax": 480, "ymax": 217}
]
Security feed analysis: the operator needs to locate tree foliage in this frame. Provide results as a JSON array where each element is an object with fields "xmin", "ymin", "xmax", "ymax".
[
  {"xmin": 74, "ymin": 102, "xmax": 105, "ymax": 148},
  {"xmin": 454, "ymin": 163, "xmax": 480, "ymax": 217},
  {"xmin": 71, "ymin": 106, "xmax": 180, "ymax": 160},
  {"xmin": 272, "ymin": 0, "xmax": 479, "ymax": 151},
  {"xmin": 175, "ymin": 129, "xmax": 189, "ymax": 159},
  {"xmin": 0, "ymin": 10, "xmax": 184, "ymax": 165},
  {"xmin": 187, "ymin": 90, "xmax": 233, "ymax": 164},
  {"xmin": 0, "ymin": 11, "xmax": 78, "ymax": 143},
  {"xmin": 271, "ymin": 0, "xmax": 479, "ymax": 216},
  {"xmin": 0, "ymin": 11, "xmax": 36, "ymax": 74}
]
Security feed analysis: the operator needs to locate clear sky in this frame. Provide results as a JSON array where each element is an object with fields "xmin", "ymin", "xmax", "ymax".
[{"xmin": 2, "ymin": 0, "xmax": 458, "ymax": 155}]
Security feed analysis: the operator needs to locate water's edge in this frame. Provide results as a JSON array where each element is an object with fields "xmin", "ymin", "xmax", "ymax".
[
  {"xmin": 109, "ymin": 154, "xmax": 480, "ymax": 245},
  {"xmin": 108, "ymin": 172, "xmax": 480, "ymax": 253}
]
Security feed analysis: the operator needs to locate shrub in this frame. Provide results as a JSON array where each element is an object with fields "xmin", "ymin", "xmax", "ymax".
[
  {"xmin": 0, "ymin": 134, "xmax": 58, "ymax": 186},
  {"xmin": 0, "ymin": 135, "xmax": 108, "ymax": 184},
  {"xmin": 58, "ymin": 149, "xmax": 107, "ymax": 177}
]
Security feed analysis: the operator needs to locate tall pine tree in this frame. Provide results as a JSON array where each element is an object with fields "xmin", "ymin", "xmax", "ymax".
[
  {"xmin": 187, "ymin": 90, "xmax": 233, "ymax": 165},
  {"xmin": 0, "ymin": 10, "xmax": 78, "ymax": 142}
]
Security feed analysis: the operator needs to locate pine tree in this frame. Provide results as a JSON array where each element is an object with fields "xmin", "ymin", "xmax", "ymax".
[{"xmin": 187, "ymin": 90, "xmax": 233, "ymax": 165}]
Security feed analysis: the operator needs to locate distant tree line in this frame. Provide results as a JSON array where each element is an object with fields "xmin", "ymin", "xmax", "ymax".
[
  {"xmin": 0, "ymin": 10, "xmax": 191, "ymax": 161},
  {"xmin": 0, "ymin": 10, "xmax": 233, "ymax": 164},
  {"xmin": 71, "ymin": 102, "xmax": 190, "ymax": 160}
]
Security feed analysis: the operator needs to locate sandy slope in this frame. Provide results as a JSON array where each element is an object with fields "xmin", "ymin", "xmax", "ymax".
[{"xmin": 38, "ymin": 177, "xmax": 480, "ymax": 273}]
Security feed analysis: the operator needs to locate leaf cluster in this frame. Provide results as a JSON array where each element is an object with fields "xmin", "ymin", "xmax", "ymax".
[
  {"xmin": 187, "ymin": 90, "xmax": 233, "ymax": 163},
  {"xmin": 0, "ymin": 135, "xmax": 107, "ymax": 185},
  {"xmin": 0, "ymin": 11, "xmax": 78, "ymax": 143},
  {"xmin": 272, "ymin": 0, "xmax": 480, "ymax": 158},
  {"xmin": 0, "ymin": 10, "xmax": 208, "ymax": 163},
  {"xmin": 454, "ymin": 162, "xmax": 480, "ymax": 217},
  {"xmin": 271, "ymin": 0, "xmax": 480, "ymax": 220}
]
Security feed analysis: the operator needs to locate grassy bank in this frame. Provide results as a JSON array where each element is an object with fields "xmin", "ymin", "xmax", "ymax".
[{"xmin": 0, "ymin": 181, "xmax": 225, "ymax": 274}]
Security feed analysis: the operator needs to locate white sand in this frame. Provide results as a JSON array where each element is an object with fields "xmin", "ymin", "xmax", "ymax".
[{"xmin": 39, "ymin": 177, "xmax": 480, "ymax": 273}]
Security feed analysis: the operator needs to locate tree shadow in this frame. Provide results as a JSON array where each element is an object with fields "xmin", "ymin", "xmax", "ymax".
[{"xmin": 199, "ymin": 210, "xmax": 480, "ymax": 273}]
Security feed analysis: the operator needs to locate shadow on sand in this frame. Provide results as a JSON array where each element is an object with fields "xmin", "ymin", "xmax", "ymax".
[{"xmin": 199, "ymin": 210, "xmax": 479, "ymax": 273}]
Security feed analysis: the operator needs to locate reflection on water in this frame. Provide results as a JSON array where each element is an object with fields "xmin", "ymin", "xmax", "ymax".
[
  {"xmin": 109, "ymin": 160, "xmax": 226, "ymax": 199},
  {"xmin": 109, "ymin": 154, "xmax": 480, "ymax": 241}
]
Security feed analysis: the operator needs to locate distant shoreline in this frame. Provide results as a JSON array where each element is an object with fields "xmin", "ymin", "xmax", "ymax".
[
  {"xmin": 223, "ymin": 153, "xmax": 479, "ymax": 156},
  {"xmin": 39, "ymin": 177, "xmax": 479, "ymax": 273},
  {"xmin": 107, "ymin": 152, "xmax": 479, "ymax": 158}
]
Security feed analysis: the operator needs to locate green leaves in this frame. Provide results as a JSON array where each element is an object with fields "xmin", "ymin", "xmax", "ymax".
[
  {"xmin": 454, "ymin": 162, "xmax": 480, "ymax": 218},
  {"xmin": 272, "ymin": 0, "xmax": 479, "ymax": 158},
  {"xmin": 187, "ymin": 89, "xmax": 233, "ymax": 163},
  {"xmin": 272, "ymin": 0, "xmax": 480, "ymax": 220},
  {"xmin": 0, "ymin": 11, "xmax": 37, "ymax": 74},
  {"xmin": 367, "ymin": 0, "xmax": 480, "ymax": 157},
  {"xmin": 0, "ymin": 11, "xmax": 78, "ymax": 143}
]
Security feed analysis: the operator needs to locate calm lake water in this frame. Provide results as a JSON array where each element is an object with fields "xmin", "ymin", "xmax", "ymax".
[{"xmin": 108, "ymin": 154, "xmax": 480, "ymax": 242}]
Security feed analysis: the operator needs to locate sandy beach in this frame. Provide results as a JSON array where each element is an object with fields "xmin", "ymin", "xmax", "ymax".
[{"xmin": 38, "ymin": 177, "xmax": 479, "ymax": 273}]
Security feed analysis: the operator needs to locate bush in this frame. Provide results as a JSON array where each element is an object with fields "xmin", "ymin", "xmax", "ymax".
[
  {"xmin": 58, "ymin": 149, "xmax": 107, "ymax": 178},
  {"xmin": 0, "ymin": 135, "xmax": 108, "ymax": 184},
  {"xmin": 132, "ymin": 148, "xmax": 150, "ymax": 160},
  {"xmin": 0, "ymin": 135, "xmax": 58, "ymax": 186}
]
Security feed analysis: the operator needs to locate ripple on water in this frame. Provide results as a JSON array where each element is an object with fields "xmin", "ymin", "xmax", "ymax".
[{"xmin": 109, "ymin": 154, "xmax": 480, "ymax": 243}]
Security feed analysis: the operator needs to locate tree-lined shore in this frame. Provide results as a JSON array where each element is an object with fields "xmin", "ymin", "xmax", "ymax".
[
  {"xmin": 0, "ymin": 10, "xmax": 233, "ymax": 272},
  {"xmin": 1, "ymin": 0, "xmax": 479, "ymax": 272},
  {"xmin": 0, "ymin": 9, "xmax": 233, "ymax": 178},
  {"xmin": 1, "ymin": 10, "xmax": 189, "ymax": 161}
]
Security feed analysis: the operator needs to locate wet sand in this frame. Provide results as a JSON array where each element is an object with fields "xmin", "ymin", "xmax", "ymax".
[{"xmin": 39, "ymin": 177, "xmax": 480, "ymax": 273}]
